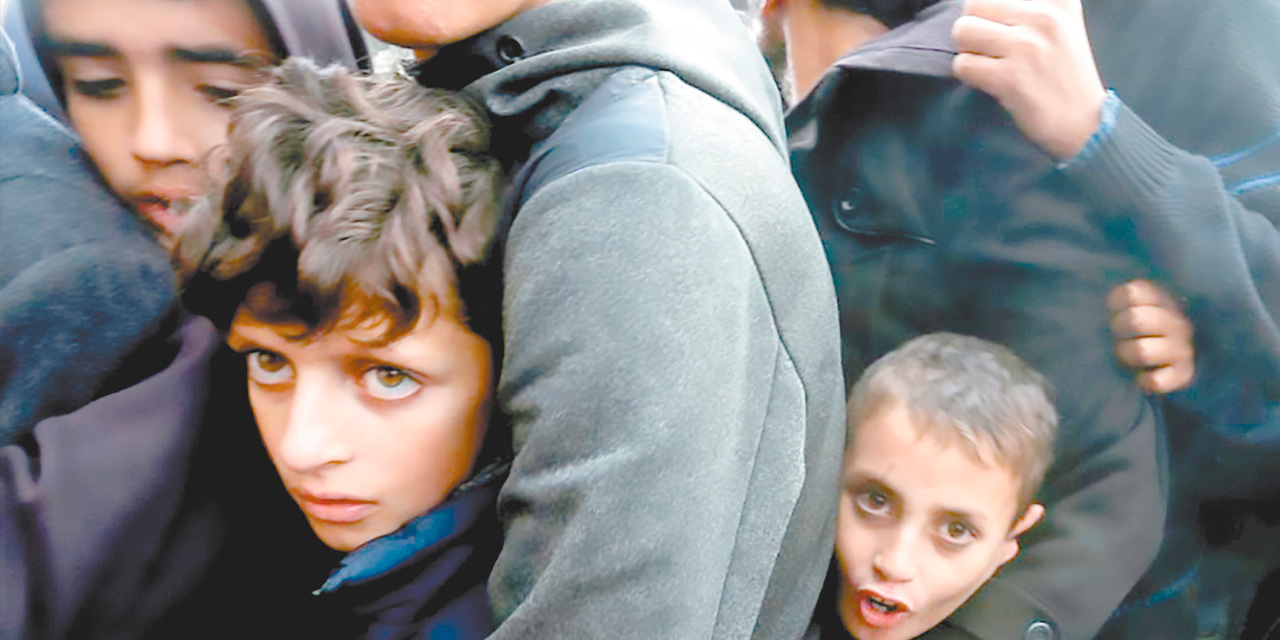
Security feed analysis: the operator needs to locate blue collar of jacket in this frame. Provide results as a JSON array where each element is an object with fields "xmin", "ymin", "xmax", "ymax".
[{"xmin": 314, "ymin": 460, "xmax": 508, "ymax": 596}]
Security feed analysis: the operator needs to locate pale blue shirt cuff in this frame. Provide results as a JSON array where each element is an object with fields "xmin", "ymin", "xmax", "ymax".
[{"xmin": 1057, "ymin": 89, "xmax": 1121, "ymax": 170}]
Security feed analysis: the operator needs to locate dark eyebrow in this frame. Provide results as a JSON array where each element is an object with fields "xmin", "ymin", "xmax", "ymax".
[
  {"xmin": 167, "ymin": 46, "xmax": 262, "ymax": 69},
  {"xmin": 48, "ymin": 40, "xmax": 119, "ymax": 58}
]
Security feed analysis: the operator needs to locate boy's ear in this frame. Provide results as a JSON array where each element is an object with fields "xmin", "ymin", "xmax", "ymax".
[
  {"xmin": 1000, "ymin": 504, "xmax": 1045, "ymax": 564},
  {"xmin": 761, "ymin": 0, "xmax": 784, "ymax": 19}
]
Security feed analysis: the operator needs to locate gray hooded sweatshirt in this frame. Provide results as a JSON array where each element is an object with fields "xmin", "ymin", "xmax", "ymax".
[{"xmin": 412, "ymin": 1, "xmax": 846, "ymax": 637}]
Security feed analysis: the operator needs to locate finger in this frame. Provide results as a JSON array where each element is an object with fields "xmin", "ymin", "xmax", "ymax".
[
  {"xmin": 952, "ymin": 51, "xmax": 1007, "ymax": 95},
  {"xmin": 1138, "ymin": 361, "xmax": 1195, "ymax": 395},
  {"xmin": 1129, "ymin": 279, "xmax": 1180, "ymax": 309},
  {"xmin": 1113, "ymin": 279, "xmax": 1180, "ymax": 311},
  {"xmin": 952, "ymin": 14, "xmax": 1017, "ymax": 57},
  {"xmin": 1105, "ymin": 281, "xmax": 1134, "ymax": 312},
  {"xmin": 963, "ymin": 0, "xmax": 1056, "ymax": 27},
  {"xmin": 963, "ymin": 0, "xmax": 1027, "ymax": 25},
  {"xmin": 1116, "ymin": 336, "xmax": 1192, "ymax": 370},
  {"xmin": 1109, "ymin": 304, "xmax": 1193, "ymax": 340}
]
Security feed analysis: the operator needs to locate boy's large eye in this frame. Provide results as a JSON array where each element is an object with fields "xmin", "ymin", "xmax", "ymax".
[
  {"xmin": 246, "ymin": 349, "xmax": 293, "ymax": 385},
  {"xmin": 854, "ymin": 489, "xmax": 892, "ymax": 518},
  {"xmin": 362, "ymin": 366, "xmax": 422, "ymax": 401},
  {"xmin": 939, "ymin": 520, "xmax": 977, "ymax": 547},
  {"xmin": 70, "ymin": 78, "xmax": 125, "ymax": 100}
]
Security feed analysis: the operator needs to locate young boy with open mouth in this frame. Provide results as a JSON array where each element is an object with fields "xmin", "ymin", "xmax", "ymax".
[
  {"xmin": 812, "ymin": 333, "xmax": 1057, "ymax": 640},
  {"xmin": 176, "ymin": 57, "xmax": 507, "ymax": 638}
]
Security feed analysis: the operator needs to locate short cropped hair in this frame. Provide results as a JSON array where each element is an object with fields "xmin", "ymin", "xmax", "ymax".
[
  {"xmin": 177, "ymin": 57, "xmax": 503, "ymax": 345},
  {"xmin": 818, "ymin": 0, "xmax": 942, "ymax": 29},
  {"xmin": 846, "ymin": 333, "xmax": 1057, "ymax": 511}
]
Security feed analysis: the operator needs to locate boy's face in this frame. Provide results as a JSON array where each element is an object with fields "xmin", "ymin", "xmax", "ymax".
[
  {"xmin": 835, "ymin": 401, "xmax": 1043, "ymax": 640},
  {"xmin": 352, "ymin": 0, "xmax": 552, "ymax": 58},
  {"xmin": 43, "ymin": 0, "xmax": 271, "ymax": 240},
  {"xmin": 226, "ymin": 284, "xmax": 493, "ymax": 552}
]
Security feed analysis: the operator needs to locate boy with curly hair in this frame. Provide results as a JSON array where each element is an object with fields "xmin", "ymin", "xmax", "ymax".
[{"xmin": 178, "ymin": 57, "xmax": 506, "ymax": 638}]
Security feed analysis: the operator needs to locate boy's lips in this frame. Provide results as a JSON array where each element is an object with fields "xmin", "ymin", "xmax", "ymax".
[
  {"xmin": 856, "ymin": 589, "xmax": 910, "ymax": 629},
  {"xmin": 293, "ymin": 489, "xmax": 377, "ymax": 524},
  {"xmin": 132, "ymin": 191, "xmax": 191, "ymax": 233}
]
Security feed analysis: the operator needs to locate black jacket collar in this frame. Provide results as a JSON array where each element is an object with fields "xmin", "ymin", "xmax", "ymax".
[{"xmin": 829, "ymin": 0, "xmax": 960, "ymax": 79}]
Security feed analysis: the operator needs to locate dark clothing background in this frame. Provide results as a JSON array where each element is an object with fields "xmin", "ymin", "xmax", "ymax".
[
  {"xmin": 0, "ymin": 32, "xmax": 218, "ymax": 640},
  {"xmin": 1074, "ymin": 0, "xmax": 1280, "ymax": 636},
  {"xmin": 788, "ymin": 4, "xmax": 1164, "ymax": 639},
  {"xmin": 791, "ymin": 0, "xmax": 1280, "ymax": 637},
  {"xmin": 0, "ymin": 314, "xmax": 221, "ymax": 640},
  {"xmin": 1, "ymin": 4, "xmax": 373, "ymax": 638}
]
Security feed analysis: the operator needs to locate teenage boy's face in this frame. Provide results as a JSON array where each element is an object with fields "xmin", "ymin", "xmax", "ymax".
[
  {"xmin": 835, "ymin": 401, "xmax": 1043, "ymax": 640},
  {"xmin": 352, "ymin": 0, "xmax": 551, "ymax": 58},
  {"xmin": 226, "ymin": 284, "xmax": 493, "ymax": 552},
  {"xmin": 43, "ymin": 0, "xmax": 272, "ymax": 240}
]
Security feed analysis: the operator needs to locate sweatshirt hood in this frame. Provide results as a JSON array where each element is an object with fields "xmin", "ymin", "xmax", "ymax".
[
  {"xmin": 411, "ymin": 0, "xmax": 788, "ymax": 157},
  {"xmin": 3, "ymin": 0, "xmax": 368, "ymax": 124}
]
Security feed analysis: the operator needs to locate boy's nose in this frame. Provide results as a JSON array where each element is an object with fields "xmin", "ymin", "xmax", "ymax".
[
  {"xmin": 873, "ymin": 530, "xmax": 918, "ymax": 583},
  {"xmin": 131, "ymin": 84, "xmax": 197, "ymax": 167},
  {"xmin": 275, "ymin": 376, "xmax": 353, "ymax": 474}
]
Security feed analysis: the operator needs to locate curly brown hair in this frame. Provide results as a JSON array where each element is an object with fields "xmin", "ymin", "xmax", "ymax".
[{"xmin": 178, "ymin": 57, "xmax": 503, "ymax": 343}]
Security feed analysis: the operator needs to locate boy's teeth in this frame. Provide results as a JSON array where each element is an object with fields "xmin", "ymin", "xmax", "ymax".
[{"xmin": 868, "ymin": 595, "xmax": 900, "ymax": 613}]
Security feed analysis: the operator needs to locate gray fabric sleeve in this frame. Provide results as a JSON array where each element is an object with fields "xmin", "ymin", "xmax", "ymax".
[{"xmin": 487, "ymin": 162, "xmax": 811, "ymax": 638}]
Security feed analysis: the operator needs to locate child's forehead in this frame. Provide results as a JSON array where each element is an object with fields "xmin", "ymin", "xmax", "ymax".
[
  {"xmin": 849, "ymin": 399, "xmax": 1014, "ymax": 471},
  {"xmin": 844, "ymin": 402, "xmax": 1025, "ymax": 521}
]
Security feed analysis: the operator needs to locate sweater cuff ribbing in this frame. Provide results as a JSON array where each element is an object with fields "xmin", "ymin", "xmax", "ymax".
[{"xmin": 1059, "ymin": 98, "xmax": 1182, "ymax": 217}]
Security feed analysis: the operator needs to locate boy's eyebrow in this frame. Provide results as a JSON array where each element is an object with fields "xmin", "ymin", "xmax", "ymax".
[
  {"xmin": 47, "ymin": 39, "xmax": 119, "ymax": 58},
  {"xmin": 47, "ymin": 41, "xmax": 261, "ymax": 70},
  {"xmin": 937, "ymin": 508, "xmax": 986, "ymax": 532},
  {"xmin": 844, "ymin": 472, "xmax": 898, "ymax": 498},
  {"xmin": 167, "ymin": 46, "xmax": 262, "ymax": 69}
]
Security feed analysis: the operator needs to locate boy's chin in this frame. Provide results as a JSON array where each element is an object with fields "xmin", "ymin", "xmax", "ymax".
[{"xmin": 306, "ymin": 518, "xmax": 386, "ymax": 553}]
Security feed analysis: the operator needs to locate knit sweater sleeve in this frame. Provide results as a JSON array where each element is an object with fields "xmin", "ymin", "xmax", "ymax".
[{"xmin": 1061, "ymin": 1, "xmax": 1280, "ymax": 429}]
